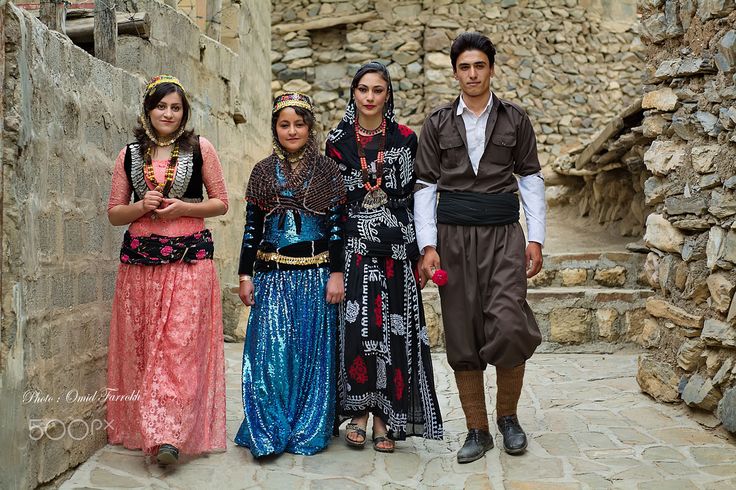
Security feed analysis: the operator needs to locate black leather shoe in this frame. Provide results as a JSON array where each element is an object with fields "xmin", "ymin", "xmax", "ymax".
[
  {"xmin": 497, "ymin": 415, "xmax": 528, "ymax": 455},
  {"xmin": 457, "ymin": 429, "xmax": 494, "ymax": 464}
]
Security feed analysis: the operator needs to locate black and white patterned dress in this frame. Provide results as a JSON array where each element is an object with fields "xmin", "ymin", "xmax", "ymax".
[{"xmin": 326, "ymin": 76, "xmax": 443, "ymax": 440}]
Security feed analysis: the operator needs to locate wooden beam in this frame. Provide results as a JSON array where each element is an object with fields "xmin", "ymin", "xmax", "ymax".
[
  {"xmin": 206, "ymin": 0, "xmax": 222, "ymax": 41},
  {"xmin": 574, "ymin": 99, "xmax": 642, "ymax": 170},
  {"xmin": 39, "ymin": 0, "xmax": 66, "ymax": 33},
  {"xmin": 94, "ymin": 3, "xmax": 117, "ymax": 64},
  {"xmin": 66, "ymin": 12, "xmax": 150, "ymax": 44},
  {"xmin": 273, "ymin": 12, "xmax": 378, "ymax": 34}
]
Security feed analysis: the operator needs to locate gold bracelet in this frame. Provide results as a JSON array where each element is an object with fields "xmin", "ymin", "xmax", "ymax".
[{"xmin": 239, "ymin": 275, "xmax": 252, "ymax": 282}]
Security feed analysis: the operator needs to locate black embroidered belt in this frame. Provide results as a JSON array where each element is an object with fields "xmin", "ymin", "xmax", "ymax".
[
  {"xmin": 437, "ymin": 191, "xmax": 519, "ymax": 226},
  {"xmin": 120, "ymin": 229, "xmax": 214, "ymax": 265}
]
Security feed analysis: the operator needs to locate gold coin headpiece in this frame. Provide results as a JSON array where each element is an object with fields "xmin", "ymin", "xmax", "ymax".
[
  {"xmin": 272, "ymin": 92, "xmax": 314, "ymax": 114},
  {"xmin": 145, "ymin": 75, "xmax": 184, "ymax": 96}
]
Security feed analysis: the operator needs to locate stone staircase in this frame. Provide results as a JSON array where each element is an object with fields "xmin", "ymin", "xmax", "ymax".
[
  {"xmin": 528, "ymin": 251, "xmax": 653, "ymax": 351},
  {"xmin": 422, "ymin": 251, "xmax": 654, "ymax": 352}
]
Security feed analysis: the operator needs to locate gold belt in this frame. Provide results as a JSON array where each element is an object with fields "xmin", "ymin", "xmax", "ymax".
[{"xmin": 256, "ymin": 250, "xmax": 329, "ymax": 266}]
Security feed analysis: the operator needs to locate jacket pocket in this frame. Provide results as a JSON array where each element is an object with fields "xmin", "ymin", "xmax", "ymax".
[
  {"xmin": 439, "ymin": 135, "xmax": 466, "ymax": 168},
  {"xmin": 488, "ymin": 133, "xmax": 516, "ymax": 164}
]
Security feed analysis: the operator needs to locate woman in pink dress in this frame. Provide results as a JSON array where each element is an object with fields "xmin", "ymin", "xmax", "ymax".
[{"xmin": 106, "ymin": 75, "xmax": 228, "ymax": 465}]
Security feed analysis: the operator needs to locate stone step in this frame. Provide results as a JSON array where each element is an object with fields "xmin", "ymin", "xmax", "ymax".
[
  {"xmin": 423, "ymin": 284, "xmax": 654, "ymax": 350},
  {"xmin": 529, "ymin": 251, "xmax": 648, "ymax": 289},
  {"xmin": 529, "ymin": 286, "xmax": 654, "ymax": 345}
]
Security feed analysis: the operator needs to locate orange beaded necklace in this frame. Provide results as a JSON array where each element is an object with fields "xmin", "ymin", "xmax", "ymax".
[{"xmin": 144, "ymin": 143, "xmax": 179, "ymax": 194}]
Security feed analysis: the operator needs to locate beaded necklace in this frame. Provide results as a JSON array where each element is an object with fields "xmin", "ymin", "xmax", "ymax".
[
  {"xmin": 144, "ymin": 143, "xmax": 179, "ymax": 194},
  {"xmin": 356, "ymin": 122, "xmax": 384, "ymax": 136},
  {"xmin": 355, "ymin": 117, "xmax": 388, "ymax": 209}
]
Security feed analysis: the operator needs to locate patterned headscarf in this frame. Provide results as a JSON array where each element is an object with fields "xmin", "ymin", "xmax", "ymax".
[{"xmin": 246, "ymin": 92, "xmax": 344, "ymax": 214}]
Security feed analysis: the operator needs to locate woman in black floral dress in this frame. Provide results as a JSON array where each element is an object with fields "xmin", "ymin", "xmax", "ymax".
[{"xmin": 326, "ymin": 62, "xmax": 443, "ymax": 452}]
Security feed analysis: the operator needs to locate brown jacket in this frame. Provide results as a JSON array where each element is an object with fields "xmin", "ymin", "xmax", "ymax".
[{"xmin": 415, "ymin": 94, "xmax": 541, "ymax": 195}]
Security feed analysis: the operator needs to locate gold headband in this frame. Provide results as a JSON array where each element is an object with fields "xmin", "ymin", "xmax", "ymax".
[
  {"xmin": 273, "ymin": 92, "xmax": 314, "ymax": 114},
  {"xmin": 146, "ymin": 75, "xmax": 184, "ymax": 96}
]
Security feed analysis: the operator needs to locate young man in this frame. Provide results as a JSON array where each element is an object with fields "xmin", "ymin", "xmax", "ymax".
[{"xmin": 414, "ymin": 32, "xmax": 546, "ymax": 464}]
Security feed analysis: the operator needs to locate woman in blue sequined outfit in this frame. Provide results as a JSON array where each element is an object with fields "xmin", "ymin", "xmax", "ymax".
[{"xmin": 235, "ymin": 92, "xmax": 346, "ymax": 457}]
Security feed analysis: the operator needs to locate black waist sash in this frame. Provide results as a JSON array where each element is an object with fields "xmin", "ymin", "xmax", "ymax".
[
  {"xmin": 120, "ymin": 229, "xmax": 214, "ymax": 265},
  {"xmin": 437, "ymin": 191, "xmax": 519, "ymax": 226}
]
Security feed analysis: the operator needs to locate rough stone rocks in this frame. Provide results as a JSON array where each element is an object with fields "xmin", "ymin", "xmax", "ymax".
[
  {"xmin": 645, "ymin": 297, "xmax": 704, "ymax": 329},
  {"xmin": 643, "ymin": 141, "xmax": 687, "ymax": 176},
  {"xmin": 637, "ymin": 355, "xmax": 681, "ymax": 403},
  {"xmin": 550, "ymin": 308, "xmax": 590, "ymax": 344},
  {"xmin": 717, "ymin": 386, "xmax": 736, "ymax": 433},
  {"xmin": 644, "ymin": 214, "xmax": 685, "ymax": 253},
  {"xmin": 706, "ymin": 273, "xmax": 735, "ymax": 312},
  {"xmin": 691, "ymin": 145, "xmax": 721, "ymax": 174},
  {"xmin": 682, "ymin": 374, "xmax": 722, "ymax": 411},
  {"xmin": 701, "ymin": 318, "xmax": 736, "ymax": 348},
  {"xmin": 677, "ymin": 339, "xmax": 705, "ymax": 371},
  {"xmin": 642, "ymin": 87, "xmax": 678, "ymax": 111},
  {"xmin": 594, "ymin": 266, "xmax": 627, "ymax": 287}
]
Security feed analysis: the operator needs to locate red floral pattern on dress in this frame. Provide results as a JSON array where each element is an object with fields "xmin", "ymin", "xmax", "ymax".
[
  {"xmin": 398, "ymin": 124, "xmax": 413, "ymax": 137},
  {"xmin": 394, "ymin": 368, "xmax": 405, "ymax": 400},
  {"xmin": 349, "ymin": 356, "xmax": 368, "ymax": 384},
  {"xmin": 374, "ymin": 294, "xmax": 383, "ymax": 328},
  {"xmin": 385, "ymin": 257, "xmax": 395, "ymax": 279},
  {"xmin": 161, "ymin": 245, "xmax": 174, "ymax": 256}
]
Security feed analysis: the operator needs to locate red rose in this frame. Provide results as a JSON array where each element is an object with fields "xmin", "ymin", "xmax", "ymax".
[
  {"xmin": 195, "ymin": 249, "xmax": 207, "ymax": 260},
  {"xmin": 432, "ymin": 269, "xmax": 448, "ymax": 286},
  {"xmin": 121, "ymin": 254, "xmax": 130, "ymax": 263},
  {"xmin": 130, "ymin": 238, "xmax": 140, "ymax": 249},
  {"xmin": 161, "ymin": 245, "xmax": 173, "ymax": 256}
]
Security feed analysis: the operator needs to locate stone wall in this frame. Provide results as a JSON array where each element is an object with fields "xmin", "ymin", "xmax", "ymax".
[
  {"xmin": 629, "ymin": 0, "xmax": 736, "ymax": 434},
  {"xmin": 0, "ymin": 1, "xmax": 271, "ymax": 488},
  {"xmin": 271, "ymin": 0, "xmax": 644, "ymax": 166}
]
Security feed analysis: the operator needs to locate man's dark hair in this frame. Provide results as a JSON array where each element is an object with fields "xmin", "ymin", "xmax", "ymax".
[{"xmin": 450, "ymin": 33, "xmax": 496, "ymax": 71}]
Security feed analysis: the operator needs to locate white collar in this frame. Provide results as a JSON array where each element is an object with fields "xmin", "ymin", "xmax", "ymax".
[{"xmin": 456, "ymin": 92, "xmax": 494, "ymax": 117}]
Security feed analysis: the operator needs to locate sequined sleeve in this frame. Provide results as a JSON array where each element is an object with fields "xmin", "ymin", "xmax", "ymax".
[
  {"xmin": 199, "ymin": 137, "xmax": 230, "ymax": 211},
  {"xmin": 107, "ymin": 147, "xmax": 132, "ymax": 211},
  {"xmin": 328, "ymin": 202, "xmax": 345, "ymax": 273},
  {"xmin": 238, "ymin": 201, "xmax": 265, "ymax": 275}
]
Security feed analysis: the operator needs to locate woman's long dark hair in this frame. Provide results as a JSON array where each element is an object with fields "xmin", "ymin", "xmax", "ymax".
[{"xmin": 133, "ymin": 82, "xmax": 198, "ymax": 156}]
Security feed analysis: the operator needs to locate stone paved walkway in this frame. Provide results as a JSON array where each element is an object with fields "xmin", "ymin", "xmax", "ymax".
[{"xmin": 61, "ymin": 343, "xmax": 736, "ymax": 489}]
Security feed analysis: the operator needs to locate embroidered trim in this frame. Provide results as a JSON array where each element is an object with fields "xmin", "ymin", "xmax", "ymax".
[{"xmin": 129, "ymin": 143, "xmax": 195, "ymax": 199}]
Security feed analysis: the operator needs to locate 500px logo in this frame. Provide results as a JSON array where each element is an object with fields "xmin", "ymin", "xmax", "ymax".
[{"xmin": 28, "ymin": 418, "xmax": 112, "ymax": 441}]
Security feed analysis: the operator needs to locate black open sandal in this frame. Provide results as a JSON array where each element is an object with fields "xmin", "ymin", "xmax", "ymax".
[
  {"xmin": 372, "ymin": 432, "xmax": 395, "ymax": 453},
  {"xmin": 345, "ymin": 422, "xmax": 367, "ymax": 448}
]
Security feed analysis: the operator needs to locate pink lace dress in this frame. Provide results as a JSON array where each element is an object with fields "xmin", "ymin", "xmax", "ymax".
[{"xmin": 106, "ymin": 137, "xmax": 228, "ymax": 455}]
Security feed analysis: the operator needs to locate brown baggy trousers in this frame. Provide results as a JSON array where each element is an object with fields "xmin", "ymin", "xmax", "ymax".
[{"xmin": 438, "ymin": 221, "xmax": 541, "ymax": 371}]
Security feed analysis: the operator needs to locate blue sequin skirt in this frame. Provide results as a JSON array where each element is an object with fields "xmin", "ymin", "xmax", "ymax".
[{"xmin": 235, "ymin": 267, "xmax": 336, "ymax": 457}]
